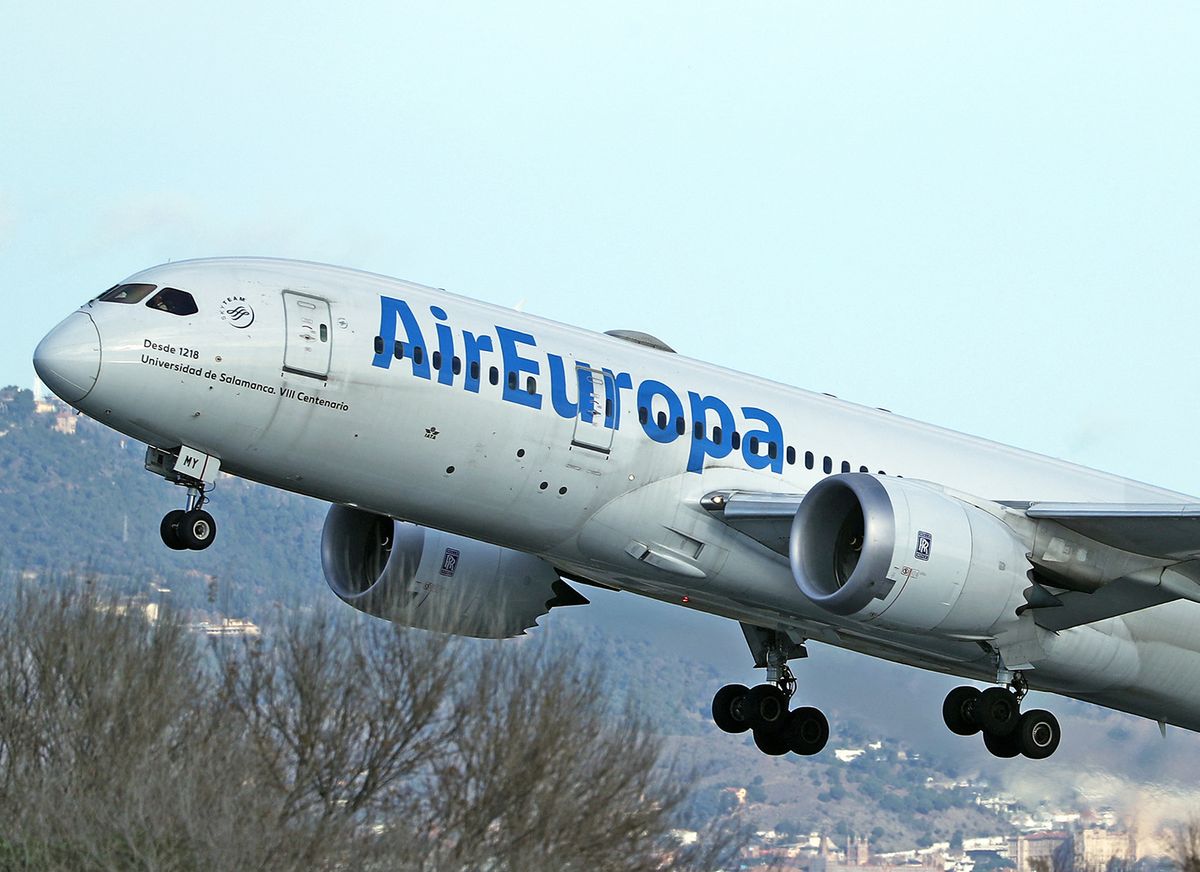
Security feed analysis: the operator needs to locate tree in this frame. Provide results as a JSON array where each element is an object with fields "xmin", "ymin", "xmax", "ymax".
[
  {"xmin": 0, "ymin": 587, "xmax": 747, "ymax": 870},
  {"xmin": 1172, "ymin": 819, "xmax": 1200, "ymax": 872}
]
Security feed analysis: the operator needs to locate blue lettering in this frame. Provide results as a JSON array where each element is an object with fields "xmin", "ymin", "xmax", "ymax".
[
  {"xmin": 741, "ymin": 406, "xmax": 785, "ymax": 473},
  {"xmin": 496, "ymin": 326, "xmax": 542, "ymax": 410},
  {"xmin": 461, "ymin": 330, "xmax": 493, "ymax": 394},
  {"xmin": 637, "ymin": 380, "xmax": 684, "ymax": 444},
  {"xmin": 686, "ymin": 392, "xmax": 736, "ymax": 472},
  {"xmin": 432, "ymin": 307, "xmax": 455, "ymax": 386},
  {"xmin": 603, "ymin": 369, "xmax": 633, "ymax": 429},
  {"xmin": 547, "ymin": 354, "xmax": 590, "ymax": 419},
  {"xmin": 372, "ymin": 296, "xmax": 429, "ymax": 380}
]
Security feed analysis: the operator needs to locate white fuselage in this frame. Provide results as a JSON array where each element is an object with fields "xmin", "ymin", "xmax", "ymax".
[{"xmin": 42, "ymin": 257, "xmax": 1200, "ymax": 731}]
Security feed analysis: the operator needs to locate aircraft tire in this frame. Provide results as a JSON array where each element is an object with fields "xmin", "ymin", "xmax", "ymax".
[
  {"xmin": 783, "ymin": 706, "xmax": 829, "ymax": 756},
  {"xmin": 978, "ymin": 687, "xmax": 1020, "ymax": 737},
  {"xmin": 982, "ymin": 727, "xmax": 1022, "ymax": 758},
  {"xmin": 711, "ymin": 684, "xmax": 751, "ymax": 734},
  {"xmin": 180, "ymin": 509, "xmax": 218, "ymax": 551},
  {"xmin": 942, "ymin": 686, "xmax": 983, "ymax": 736},
  {"xmin": 753, "ymin": 726, "xmax": 791, "ymax": 756},
  {"xmin": 160, "ymin": 510, "xmax": 188, "ymax": 551},
  {"xmin": 743, "ymin": 683, "xmax": 789, "ymax": 733},
  {"xmin": 1016, "ymin": 709, "xmax": 1061, "ymax": 760}
]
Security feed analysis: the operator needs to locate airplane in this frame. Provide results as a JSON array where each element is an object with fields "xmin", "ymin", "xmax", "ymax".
[{"xmin": 31, "ymin": 257, "xmax": 1200, "ymax": 761}]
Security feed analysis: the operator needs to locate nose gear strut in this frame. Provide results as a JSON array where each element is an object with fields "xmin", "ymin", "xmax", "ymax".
[{"xmin": 146, "ymin": 446, "xmax": 220, "ymax": 551}]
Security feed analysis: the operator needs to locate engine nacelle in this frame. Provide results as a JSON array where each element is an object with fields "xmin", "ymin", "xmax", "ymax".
[
  {"xmin": 789, "ymin": 474, "xmax": 1029, "ymax": 635},
  {"xmin": 321, "ymin": 506, "xmax": 588, "ymax": 638}
]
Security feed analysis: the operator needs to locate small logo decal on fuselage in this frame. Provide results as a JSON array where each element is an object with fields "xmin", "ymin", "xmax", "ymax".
[
  {"xmin": 915, "ymin": 531, "xmax": 932, "ymax": 561},
  {"xmin": 440, "ymin": 548, "xmax": 460, "ymax": 577},
  {"xmin": 219, "ymin": 296, "xmax": 255, "ymax": 328}
]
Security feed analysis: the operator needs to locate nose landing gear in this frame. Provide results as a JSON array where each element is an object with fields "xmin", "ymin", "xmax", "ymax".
[
  {"xmin": 145, "ymin": 445, "xmax": 220, "ymax": 552},
  {"xmin": 160, "ymin": 486, "xmax": 217, "ymax": 551},
  {"xmin": 941, "ymin": 672, "xmax": 1061, "ymax": 760}
]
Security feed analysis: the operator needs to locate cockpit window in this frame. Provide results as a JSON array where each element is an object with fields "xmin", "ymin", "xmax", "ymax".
[
  {"xmin": 98, "ymin": 283, "xmax": 157, "ymax": 304},
  {"xmin": 145, "ymin": 288, "xmax": 199, "ymax": 316}
]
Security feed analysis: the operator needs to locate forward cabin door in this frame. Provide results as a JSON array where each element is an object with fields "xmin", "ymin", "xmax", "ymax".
[
  {"xmin": 570, "ymin": 366, "xmax": 615, "ymax": 454},
  {"xmin": 282, "ymin": 291, "xmax": 332, "ymax": 379}
]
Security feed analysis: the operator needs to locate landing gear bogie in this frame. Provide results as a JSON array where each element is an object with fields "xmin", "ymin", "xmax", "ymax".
[
  {"xmin": 710, "ymin": 633, "xmax": 831, "ymax": 759},
  {"xmin": 942, "ymin": 673, "xmax": 1062, "ymax": 760}
]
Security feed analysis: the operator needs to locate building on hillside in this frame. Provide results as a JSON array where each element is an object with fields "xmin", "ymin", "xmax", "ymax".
[
  {"xmin": 847, "ymin": 834, "xmax": 870, "ymax": 866},
  {"xmin": 1014, "ymin": 832, "xmax": 1072, "ymax": 872},
  {"xmin": 54, "ymin": 412, "xmax": 77, "ymax": 434},
  {"xmin": 1074, "ymin": 827, "xmax": 1135, "ymax": 872}
]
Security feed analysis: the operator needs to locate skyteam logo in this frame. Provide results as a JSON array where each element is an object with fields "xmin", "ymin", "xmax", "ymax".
[{"xmin": 219, "ymin": 296, "xmax": 255, "ymax": 328}]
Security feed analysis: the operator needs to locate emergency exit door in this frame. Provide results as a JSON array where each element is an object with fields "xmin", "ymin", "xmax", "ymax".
[{"xmin": 282, "ymin": 291, "xmax": 332, "ymax": 379}]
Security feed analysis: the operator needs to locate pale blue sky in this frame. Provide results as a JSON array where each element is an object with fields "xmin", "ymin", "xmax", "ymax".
[{"xmin": 4, "ymin": 2, "xmax": 1198, "ymax": 493}]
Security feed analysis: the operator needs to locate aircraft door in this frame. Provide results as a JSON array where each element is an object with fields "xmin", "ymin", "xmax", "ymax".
[
  {"xmin": 570, "ymin": 366, "xmax": 615, "ymax": 454},
  {"xmin": 282, "ymin": 291, "xmax": 332, "ymax": 379}
]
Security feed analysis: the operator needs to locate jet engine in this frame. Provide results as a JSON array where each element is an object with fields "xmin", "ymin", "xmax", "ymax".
[
  {"xmin": 321, "ymin": 506, "xmax": 588, "ymax": 638},
  {"xmin": 789, "ymin": 474, "xmax": 1030, "ymax": 635}
]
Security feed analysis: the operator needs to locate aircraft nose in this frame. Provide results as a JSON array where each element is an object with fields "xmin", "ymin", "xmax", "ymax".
[{"xmin": 33, "ymin": 312, "xmax": 102, "ymax": 404}]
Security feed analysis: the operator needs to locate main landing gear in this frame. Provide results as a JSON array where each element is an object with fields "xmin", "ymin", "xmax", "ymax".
[
  {"xmin": 145, "ymin": 446, "xmax": 219, "ymax": 552},
  {"xmin": 711, "ymin": 627, "xmax": 830, "ymax": 758},
  {"xmin": 942, "ymin": 672, "xmax": 1061, "ymax": 760}
]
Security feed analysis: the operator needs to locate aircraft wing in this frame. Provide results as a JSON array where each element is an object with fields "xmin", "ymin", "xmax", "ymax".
[
  {"xmin": 1023, "ymin": 502, "xmax": 1200, "ymax": 561},
  {"xmin": 703, "ymin": 490, "xmax": 1200, "ymax": 631}
]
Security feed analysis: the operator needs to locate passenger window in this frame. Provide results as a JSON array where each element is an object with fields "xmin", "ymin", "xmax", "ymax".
[
  {"xmin": 100, "ymin": 283, "xmax": 156, "ymax": 304},
  {"xmin": 394, "ymin": 341, "xmax": 404, "ymax": 360},
  {"xmin": 527, "ymin": 376, "xmax": 536, "ymax": 394},
  {"xmin": 749, "ymin": 436, "xmax": 759, "ymax": 454},
  {"xmin": 675, "ymin": 417, "xmax": 685, "ymax": 436},
  {"xmin": 768, "ymin": 442, "xmax": 778, "ymax": 460},
  {"xmin": 694, "ymin": 421, "xmax": 704, "ymax": 440},
  {"xmin": 714, "ymin": 425, "xmax": 723, "ymax": 443},
  {"xmin": 489, "ymin": 366, "xmax": 499, "ymax": 385},
  {"xmin": 374, "ymin": 336, "xmax": 384, "ymax": 355},
  {"xmin": 452, "ymin": 356, "xmax": 462, "ymax": 375},
  {"xmin": 507, "ymin": 372, "xmax": 517, "ymax": 390},
  {"xmin": 805, "ymin": 450, "xmax": 814, "ymax": 470},
  {"xmin": 605, "ymin": 398, "xmax": 613, "ymax": 417},
  {"xmin": 319, "ymin": 324, "xmax": 328, "ymax": 342},
  {"xmin": 823, "ymin": 456, "xmax": 832, "ymax": 474},
  {"xmin": 732, "ymin": 431, "xmax": 741, "ymax": 450},
  {"xmin": 859, "ymin": 465, "xmax": 869, "ymax": 473},
  {"xmin": 841, "ymin": 461, "xmax": 851, "ymax": 473},
  {"xmin": 638, "ymin": 407, "xmax": 649, "ymax": 425},
  {"xmin": 656, "ymin": 411, "xmax": 667, "ymax": 429},
  {"xmin": 786, "ymin": 446, "xmax": 796, "ymax": 465},
  {"xmin": 413, "ymin": 346, "xmax": 425, "ymax": 366},
  {"xmin": 432, "ymin": 351, "xmax": 442, "ymax": 370},
  {"xmin": 470, "ymin": 361, "xmax": 480, "ymax": 380},
  {"xmin": 146, "ymin": 288, "xmax": 198, "ymax": 316}
]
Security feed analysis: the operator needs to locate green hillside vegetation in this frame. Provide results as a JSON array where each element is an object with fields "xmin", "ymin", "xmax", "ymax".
[{"xmin": 0, "ymin": 388, "xmax": 326, "ymax": 619}]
